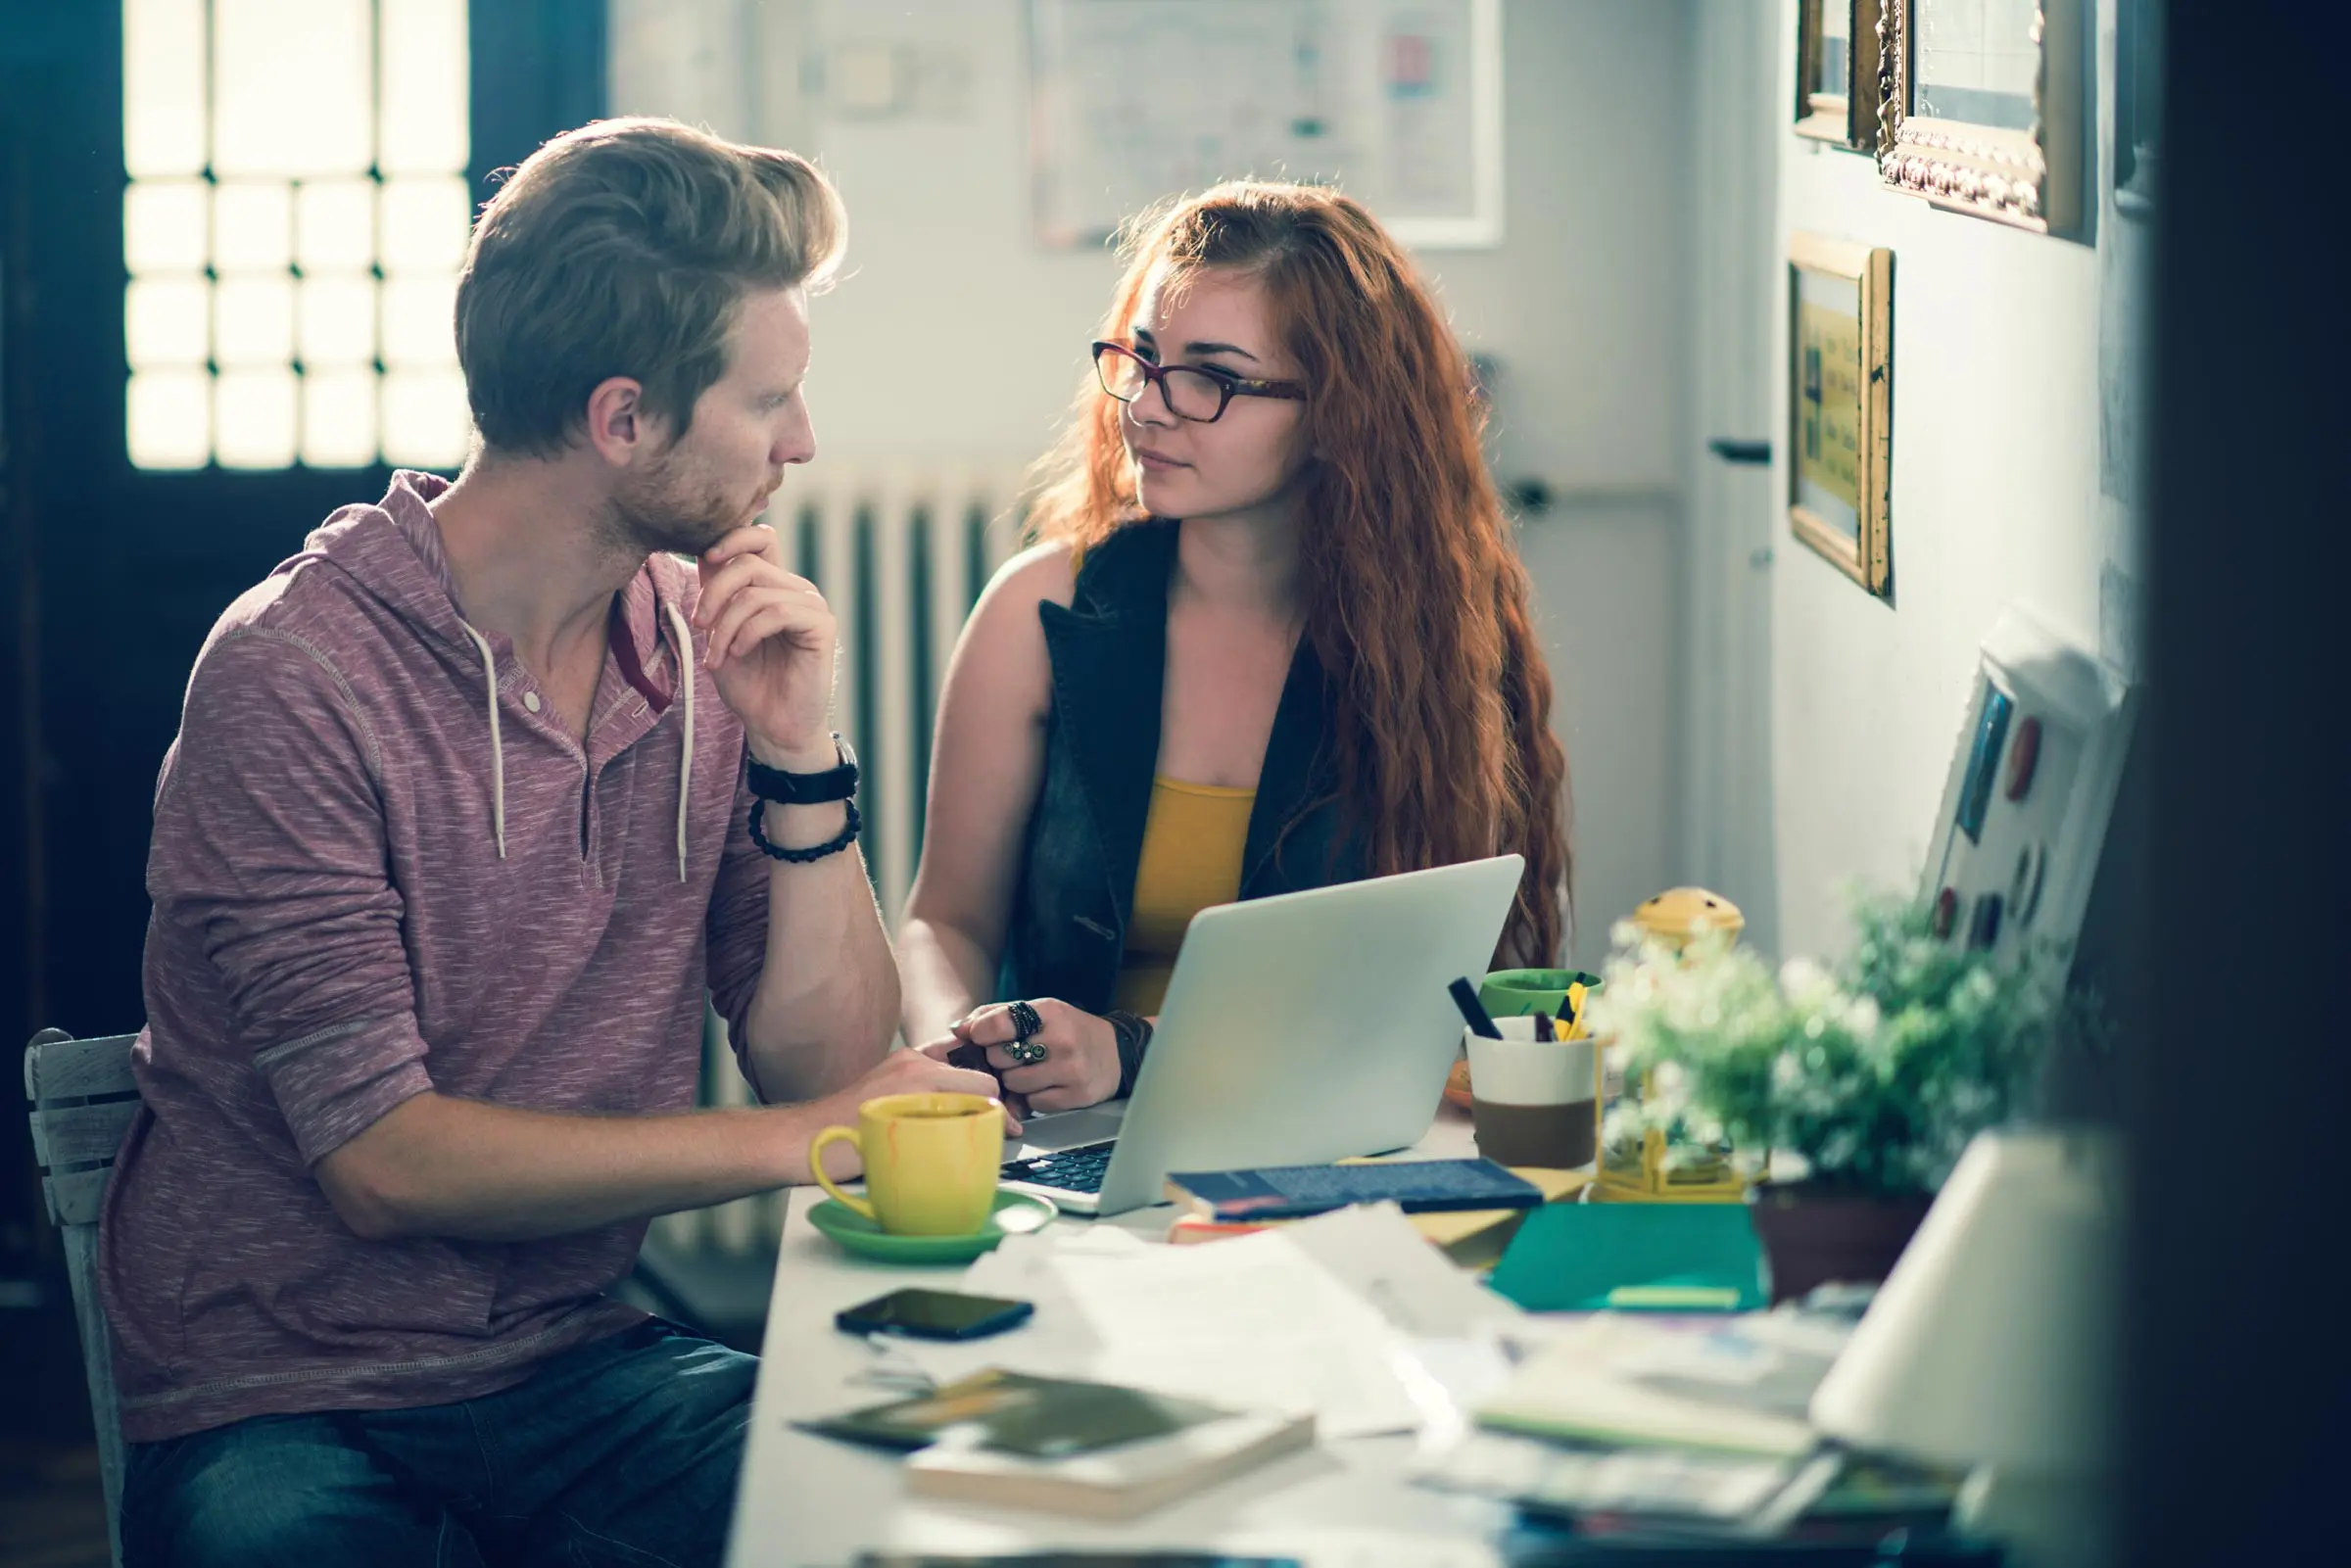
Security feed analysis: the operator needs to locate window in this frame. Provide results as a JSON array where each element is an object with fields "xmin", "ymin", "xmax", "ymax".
[{"xmin": 122, "ymin": 0, "xmax": 472, "ymax": 471}]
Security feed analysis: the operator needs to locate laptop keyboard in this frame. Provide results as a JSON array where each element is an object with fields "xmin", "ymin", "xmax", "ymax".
[{"xmin": 1001, "ymin": 1139, "xmax": 1118, "ymax": 1195}]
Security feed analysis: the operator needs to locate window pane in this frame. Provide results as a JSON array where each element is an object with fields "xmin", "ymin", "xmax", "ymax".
[
  {"xmin": 127, "ymin": 368, "xmax": 212, "ymax": 467},
  {"xmin": 294, "ymin": 179, "xmax": 377, "ymax": 271},
  {"xmin": 123, "ymin": 0, "xmax": 207, "ymax": 177},
  {"xmin": 299, "ymin": 275, "xmax": 377, "ymax": 366},
  {"xmin": 216, "ymin": 367, "xmax": 300, "ymax": 467},
  {"xmin": 125, "ymin": 276, "xmax": 211, "ymax": 366},
  {"xmin": 382, "ymin": 367, "xmax": 471, "ymax": 467},
  {"xmin": 124, "ymin": 180, "xmax": 209, "ymax": 273},
  {"xmin": 215, "ymin": 0, "xmax": 373, "ymax": 177},
  {"xmin": 380, "ymin": 177, "xmax": 473, "ymax": 272},
  {"xmin": 303, "ymin": 369, "xmax": 380, "ymax": 466},
  {"xmin": 381, "ymin": 275, "xmax": 457, "ymax": 364},
  {"xmin": 213, "ymin": 182, "xmax": 295, "ymax": 272},
  {"xmin": 216, "ymin": 276, "xmax": 296, "ymax": 365},
  {"xmin": 380, "ymin": 0, "xmax": 470, "ymax": 175}
]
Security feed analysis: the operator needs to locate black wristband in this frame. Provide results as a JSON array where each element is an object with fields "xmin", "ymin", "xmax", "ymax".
[
  {"xmin": 747, "ymin": 796, "xmax": 862, "ymax": 864},
  {"xmin": 745, "ymin": 735, "xmax": 859, "ymax": 805},
  {"xmin": 1106, "ymin": 1010, "xmax": 1154, "ymax": 1099}
]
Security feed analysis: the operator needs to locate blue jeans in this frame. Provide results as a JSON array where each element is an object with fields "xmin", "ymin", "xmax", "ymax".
[{"xmin": 120, "ymin": 1319, "xmax": 757, "ymax": 1568}]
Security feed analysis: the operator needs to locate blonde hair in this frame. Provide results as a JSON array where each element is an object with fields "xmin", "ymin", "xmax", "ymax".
[{"xmin": 456, "ymin": 117, "xmax": 845, "ymax": 455}]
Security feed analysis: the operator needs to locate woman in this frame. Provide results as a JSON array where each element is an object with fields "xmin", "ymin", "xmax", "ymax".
[{"xmin": 900, "ymin": 180, "xmax": 1570, "ymax": 1114}]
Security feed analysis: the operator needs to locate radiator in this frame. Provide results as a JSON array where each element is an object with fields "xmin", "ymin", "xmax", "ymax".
[{"xmin": 653, "ymin": 469, "xmax": 1026, "ymax": 1259}]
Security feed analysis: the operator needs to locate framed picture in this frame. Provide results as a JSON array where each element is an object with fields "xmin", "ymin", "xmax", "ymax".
[
  {"xmin": 1877, "ymin": 0, "xmax": 2087, "ymax": 236},
  {"xmin": 1922, "ymin": 609, "xmax": 2135, "ymax": 974},
  {"xmin": 1787, "ymin": 233, "xmax": 1894, "ymax": 598},
  {"xmin": 1795, "ymin": 0, "xmax": 1887, "ymax": 151},
  {"xmin": 2112, "ymin": 0, "xmax": 2161, "ymax": 214}
]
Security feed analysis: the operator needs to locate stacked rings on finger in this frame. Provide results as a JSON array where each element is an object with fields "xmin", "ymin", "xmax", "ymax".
[{"xmin": 1004, "ymin": 1000, "xmax": 1047, "ymax": 1065}]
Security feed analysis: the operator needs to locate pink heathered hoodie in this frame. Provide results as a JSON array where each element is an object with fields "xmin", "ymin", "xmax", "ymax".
[{"xmin": 100, "ymin": 471, "xmax": 777, "ymax": 1443}]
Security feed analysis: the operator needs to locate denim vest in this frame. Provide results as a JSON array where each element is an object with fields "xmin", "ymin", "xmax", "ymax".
[{"xmin": 1000, "ymin": 519, "xmax": 1367, "ymax": 1013}]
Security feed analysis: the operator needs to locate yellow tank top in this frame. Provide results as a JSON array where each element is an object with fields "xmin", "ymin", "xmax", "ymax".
[{"xmin": 1111, "ymin": 776, "xmax": 1256, "ymax": 1017}]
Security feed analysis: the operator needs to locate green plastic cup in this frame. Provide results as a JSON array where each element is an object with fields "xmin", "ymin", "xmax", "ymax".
[{"xmin": 1479, "ymin": 968, "xmax": 1603, "ymax": 1022}]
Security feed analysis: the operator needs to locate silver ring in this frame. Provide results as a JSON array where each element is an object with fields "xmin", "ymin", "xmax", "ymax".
[
  {"xmin": 1005, "ymin": 1037, "xmax": 1048, "ymax": 1067},
  {"xmin": 1005, "ymin": 1000, "xmax": 1044, "ymax": 1043}
]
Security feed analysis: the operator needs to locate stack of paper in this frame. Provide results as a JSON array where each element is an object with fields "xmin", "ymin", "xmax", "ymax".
[
  {"xmin": 888, "ymin": 1203, "xmax": 1518, "ymax": 1441},
  {"xmin": 1473, "ymin": 1312, "xmax": 1849, "ymax": 1457}
]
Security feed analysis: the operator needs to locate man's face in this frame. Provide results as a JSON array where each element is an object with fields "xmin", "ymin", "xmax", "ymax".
[{"xmin": 610, "ymin": 286, "xmax": 816, "ymax": 556}]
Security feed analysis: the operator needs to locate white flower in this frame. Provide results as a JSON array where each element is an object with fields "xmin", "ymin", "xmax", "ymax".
[{"xmin": 1779, "ymin": 957, "xmax": 1836, "ymax": 1008}]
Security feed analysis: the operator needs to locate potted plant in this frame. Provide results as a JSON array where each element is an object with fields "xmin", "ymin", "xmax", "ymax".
[{"xmin": 1583, "ymin": 890, "xmax": 2080, "ymax": 1301}]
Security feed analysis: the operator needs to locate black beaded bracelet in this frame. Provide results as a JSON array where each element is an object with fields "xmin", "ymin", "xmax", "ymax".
[
  {"xmin": 1106, "ymin": 1010, "xmax": 1154, "ymax": 1099},
  {"xmin": 747, "ymin": 796, "xmax": 862, "ymax": 864}
]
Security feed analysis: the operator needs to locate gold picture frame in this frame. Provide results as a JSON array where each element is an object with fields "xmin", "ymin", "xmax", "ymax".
[
  {"xmin": 1877, "ymin": 0, "xmax": 2087, "ymax": 236},
  {"xmin": 1788, "ymin": 233, "xmax": 1894, "ymax": 598},
  {"xmin": 1795, "ymin": 0, "xmax": 1887, "ymax": 151}
]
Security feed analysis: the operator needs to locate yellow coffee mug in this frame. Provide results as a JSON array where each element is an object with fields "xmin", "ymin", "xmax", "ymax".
[{"xmin": 808, "ymin": 1092, "xmax": 1004, "ymax": 1236}]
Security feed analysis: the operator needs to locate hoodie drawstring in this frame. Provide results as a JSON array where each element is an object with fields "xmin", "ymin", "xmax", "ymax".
[
  {"xmin": 457, "ymin": 621, "xmax": 507, "ymax": 859},
  {"xmin": 460, "ymin": 606, "xmax": 695, "ymax": 881},
  {"xmin": 661, "ymin": 602, "xmax": 696, "ymax": 882}
]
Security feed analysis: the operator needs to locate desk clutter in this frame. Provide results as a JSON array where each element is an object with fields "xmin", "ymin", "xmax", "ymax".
[
  {"xmin": 796, "ymin": 1194, "xmax": 1998, "ymax": 1553},
  {"xmin": 808, "ymin": 1369, "xmax": 1314, "ymax": 1522},
  {"xmin": 1162, "ymin": 1157, "xmax": 1544, "ymax": 1221},
  {"xmin": 790, "ymin": 847, "xmax": 2114, "ymax": 1558}
]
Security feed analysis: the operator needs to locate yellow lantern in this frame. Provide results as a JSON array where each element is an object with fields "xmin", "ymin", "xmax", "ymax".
[{"xmin": 1591, "ymin": 887, "xmax": 1756, "ymax": 1204}]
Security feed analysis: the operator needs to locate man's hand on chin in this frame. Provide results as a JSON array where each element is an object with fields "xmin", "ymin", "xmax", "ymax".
[{"xmin": 694, "ymin": 524, "xmax": 837, "ymax": 767}]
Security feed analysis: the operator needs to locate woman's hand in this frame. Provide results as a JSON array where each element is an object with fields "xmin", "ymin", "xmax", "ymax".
[{"xmin": 938, "ymin": 999, "xmax": 1122, "ymax": 1114}]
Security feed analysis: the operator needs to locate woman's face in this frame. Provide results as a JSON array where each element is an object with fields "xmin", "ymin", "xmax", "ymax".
[{"xmin": 1116, "ymin": 262, "xmax": 1313, "ymax": 523}]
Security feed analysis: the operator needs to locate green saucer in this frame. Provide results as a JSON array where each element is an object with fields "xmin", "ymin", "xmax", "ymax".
[{"xmin": 806, "ymin": 1189, "xmax": 1059, "ymax": 1263}]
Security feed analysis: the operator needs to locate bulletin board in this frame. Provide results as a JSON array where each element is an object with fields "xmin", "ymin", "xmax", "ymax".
[{"xmin": 1027, "ymin": 0, "xmax": 1503, "ymax": 250}]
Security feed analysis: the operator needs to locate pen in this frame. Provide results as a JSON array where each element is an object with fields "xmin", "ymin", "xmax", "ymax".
[
  {"xmin": 1531, "ymin": 1010, "xmax": 1553, "ymax": 1042},
  {"xmin": 1449, "ymin": 977, "xmax": 1503, "ymax": 1039}
]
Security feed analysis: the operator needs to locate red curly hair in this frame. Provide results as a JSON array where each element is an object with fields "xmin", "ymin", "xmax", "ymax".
[{"xmin": 1028, "ymin": 181, "xmax": 1573, "ymax": 963}]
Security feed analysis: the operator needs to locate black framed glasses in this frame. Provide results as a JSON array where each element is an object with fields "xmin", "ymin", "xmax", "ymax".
[{"xmin": 1091, "ymin": 340, "xmax": 1308, "ymax": 424}]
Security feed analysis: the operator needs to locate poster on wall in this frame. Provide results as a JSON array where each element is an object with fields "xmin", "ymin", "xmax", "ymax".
[
  {"xmin": 1787, "ymin": 232, "xmax": 1894, "ymax": 599},
  {"xmin": 1028, "ymin": 0, "xmax": 1503, "ymax": 250},
  {"xmin": 1797, "ymin": 290, "xmax": 1863, "ymax": 539}
]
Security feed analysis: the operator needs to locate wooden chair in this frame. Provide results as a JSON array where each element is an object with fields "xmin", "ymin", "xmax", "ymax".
[{"xmin": 24, "ymin": 1026, "xmax": 143, "ymax": 1568}]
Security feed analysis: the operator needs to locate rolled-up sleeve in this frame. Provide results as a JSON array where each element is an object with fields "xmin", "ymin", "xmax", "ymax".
[
  {"xmin": 151, "ymin": 627, "xmax": 434, "ymax": 1163},
  {"xmin": 704, "ymin": 761, "xmax": 774, "ymax": 1092}
]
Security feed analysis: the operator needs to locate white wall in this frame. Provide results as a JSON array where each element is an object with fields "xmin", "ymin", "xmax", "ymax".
[
  {"xmin": 612, "ymin": 0, "xmax": 1701, "ymax": 965},
  {"xmin": 1767, "ymin": 0, "xmax": 2142, "ymax": 958}
]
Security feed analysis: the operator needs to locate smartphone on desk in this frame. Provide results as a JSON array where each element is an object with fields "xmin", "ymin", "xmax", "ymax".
[{"xmin": 834, "ymin": 1287, "xmax": 1033, "ymax": 1341}]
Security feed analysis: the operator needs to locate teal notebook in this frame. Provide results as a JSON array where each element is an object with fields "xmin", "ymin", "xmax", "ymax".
[{"xmin": 1484, "ymin": 1202, "xmax": 1767, "ymax": 1311}]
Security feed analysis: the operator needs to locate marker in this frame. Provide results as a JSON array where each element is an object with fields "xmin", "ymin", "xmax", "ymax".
[{"xmin": 1449, "ymin": 977, "xmax": 1503, "ymax": 1039}]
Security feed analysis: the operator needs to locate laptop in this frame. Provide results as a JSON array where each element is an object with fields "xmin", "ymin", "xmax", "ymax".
[{"xmin": 997, "ymin": 854, "xmax": 1525, "ymax": 1216}]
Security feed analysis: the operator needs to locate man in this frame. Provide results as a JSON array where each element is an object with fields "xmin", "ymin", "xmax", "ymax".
[{"xmin": 100, "ymin": 118, "xmax": 1003, "ymax": 1566}]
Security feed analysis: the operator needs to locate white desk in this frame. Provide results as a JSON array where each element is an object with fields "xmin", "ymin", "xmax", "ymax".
[{"xmin": 725, "ymin": 1108, "xmax": 1514, "ymax": 1568}]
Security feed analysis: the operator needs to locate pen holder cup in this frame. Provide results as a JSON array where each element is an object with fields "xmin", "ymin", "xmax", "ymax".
[{"xmin": 1464, "ymin": 1018, "xmax": 1598, "ymax": 1170}]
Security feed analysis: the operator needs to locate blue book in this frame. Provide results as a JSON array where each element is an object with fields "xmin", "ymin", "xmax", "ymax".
[{"xmin": 1160, "ymin": 1159, "xmax": 1547, "ymax": 1221}]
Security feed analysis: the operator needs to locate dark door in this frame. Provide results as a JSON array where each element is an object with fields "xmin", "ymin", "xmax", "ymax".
[{"xmin": 2, "ymin": 0, "xmax": 604, "ymax": 1045}]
